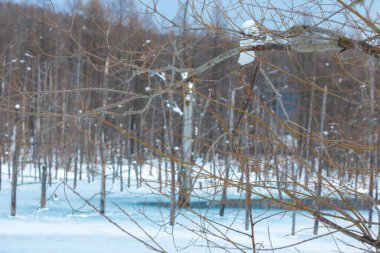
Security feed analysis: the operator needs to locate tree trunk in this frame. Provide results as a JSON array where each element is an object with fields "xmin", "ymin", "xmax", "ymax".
[
  {"xmin": 48, "ymin": 153, "xmax": 52, "ymax": 186},
  {"xmin": 119, "ymin": 139, "xmax": 124, "ymax": 192},
  {"xmin": 100, "ymin": 155, "xmax": 106, "ymax": 214},
  {"xmin": 178, "ymin": 79, "xmax": 194, "ymax": 208},
  {"xmin": 11, "ymin": 105, "xmax": 20, "ymax": 216},
  {"xmin": 313, "ymin": 85, "xmax": 328, "ymax": 235},
  {"xmin": 304, "ymin": 87, "xmax": 315, "ymax": 188},
  {"xmin": 74, "ymin": 148, "xmax": 78, "ymax": 189},
  {"xmin": 100, "ymin": 55, "xmax": 110, "ymax": 214},
  {"xmin": 41, "ymin": 165, "xmax": 47, "ymax": 209},
  {"xmin": 0, "ymin": 157, "xmax": 2, "ymax": 191},
  {"xmin": 368, "ymin": 56, "xmax": 376, "ymax": 228},
  {"xmin": 220, "ymin": 81, "xmax": 235, "ymax": 216},
  {"xmin": 291, "ymin": 162, "xmax": 297, "ymax": 236}
]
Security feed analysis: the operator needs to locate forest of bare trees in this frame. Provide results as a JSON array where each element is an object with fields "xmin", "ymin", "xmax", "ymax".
[{"xmin": 0, "ymin": 0, "xmax": 379, "ymax": 252}]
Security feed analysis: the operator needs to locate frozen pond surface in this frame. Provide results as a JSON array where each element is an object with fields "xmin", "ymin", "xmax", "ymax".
[{"xmin": 0, "ymin": 172, "xmax": 371, "ymax": 253}]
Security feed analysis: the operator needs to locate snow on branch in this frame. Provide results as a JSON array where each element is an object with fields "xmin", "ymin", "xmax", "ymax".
[{"xmin": 175, "ymin": 24, "xmax": 380, "ymax": 95}]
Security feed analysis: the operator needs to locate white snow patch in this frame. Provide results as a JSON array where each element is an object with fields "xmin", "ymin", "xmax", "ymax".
[
  {"xmin": 241, "ymin": 20, "xmax": 259, "ymax": 35},
  {"xmin": 181, "ymin": 72, "xmax": 188, "ymax": 80},
  {"xmin": 172, "ymin": 105, "xmax": 183, "ymax": 116},
  {"xmin": 238, "ymin": 42, "xmax": 256, "ymax": 65},
  {"xmin": 279, "ymin": 134, "xmax": 297, "ymax": 148},
  {"xmin": 0, "ymin": 160, "xmax": 371, "ymax": 253},
  {"xmin": 238, "ymin": 20, "xmax": 265, "ymax": 65},
  {"xmin": 188, "ymin": 81, "xmax": 194, "ymax": 93},
  {"xmin": 155, "ymin": 72, "xmax": 166, "ymax": 81}
]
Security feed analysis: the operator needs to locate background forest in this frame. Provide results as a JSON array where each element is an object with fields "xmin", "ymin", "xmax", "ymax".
[{"xmin": 0, "ymin": 0, "xmax": 379, "ymax": 252}]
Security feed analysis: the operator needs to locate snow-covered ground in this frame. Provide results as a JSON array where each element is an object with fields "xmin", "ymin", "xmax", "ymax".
[{"xmin": 0, "ymin": 163, "xmax": 372, "ymax": 253}]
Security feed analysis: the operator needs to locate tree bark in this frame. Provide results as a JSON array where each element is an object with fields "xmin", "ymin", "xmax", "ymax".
[
  {"xmin": 41, "ymin": 165, "xmax": 47, "ymax": 209},
  {"xmin": 11, "ymin": 105, "xmax": 20, "ymax": 216},
  {"xmin": 313, "ymin": 85, "xmax": 328, "ymax": 235}
]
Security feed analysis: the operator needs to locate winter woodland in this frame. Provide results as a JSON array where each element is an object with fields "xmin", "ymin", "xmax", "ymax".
[{"xmin": 0, "ymin": 0, "xmax": 379, "ymax": 252}]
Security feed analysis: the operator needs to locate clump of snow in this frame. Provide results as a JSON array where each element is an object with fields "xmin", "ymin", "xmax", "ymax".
[
  {"xmin": 15, "ymin": 104, "xmax": 20, "ymax": 109},
  {"xmin": 268, "ymin": 69, "xmax": 279, "ymax": 75},
  {"xmin": 181, "ymin": 72, "xmax": 188, "ymax": 80},
  {"xmin": 166, "ymin": 100, "xmax": 183, "ymax": 116},
  {"xmin": 238, "ymin": 20, "xmax": 266, "ymax": 66},
  {"xmin": 154, "ymin": 72, "xmax": 166, "ymax": 81},
  {"xmin": 219, "ymin": 97, "xmax": 228, "ymax": 102},
  {"xmin": 187, "ymin": 81, "xmax": 194, "ymax": 93},
  {"xmin": 238, "ymin": 44, "xmax": 256, "ymax": 65},
  {"xmin": 279, "ymin": 134, "xmax": 297, "ymax": 148},
  {"xmin": 172, "ymin": 105, "xmax": 183, "ymax": 116},
  {"xmin": 241, "ymin": 20, "xmax": 259, "ymax": 35}
]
